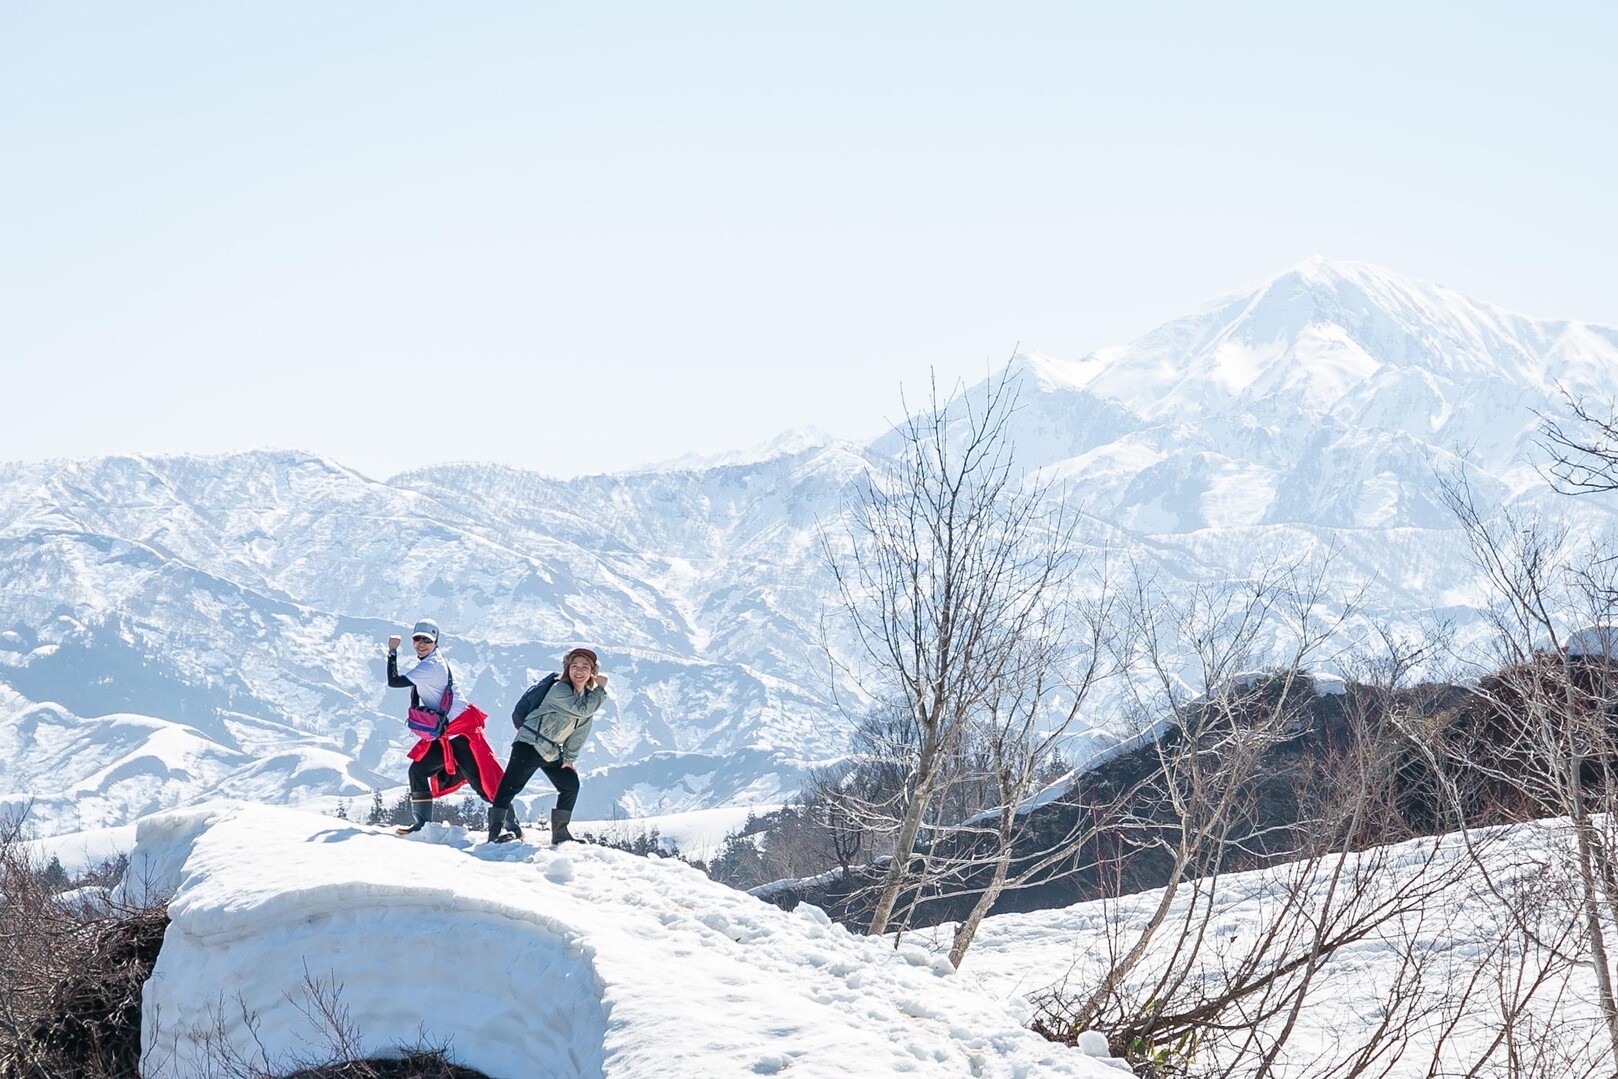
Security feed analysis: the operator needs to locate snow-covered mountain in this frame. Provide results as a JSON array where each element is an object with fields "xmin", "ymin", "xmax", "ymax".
[
  {"xmin": 0, "ymin": 445, "xmax": 866, "ymax": 833},
  {"xmin": 991, "ymin": 259, "xmax": 1618, "ymax": 636},
  {"xmin": 1019, "ymin": 256, "xmax": 1618, "ymax": 527},
  {"xmin": 6, "ymin": 258, "xmax": 1618, "ymax": 836}
]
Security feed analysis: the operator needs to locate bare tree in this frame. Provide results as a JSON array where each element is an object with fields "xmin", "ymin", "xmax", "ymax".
[
  {"xmin": 1538, "ymin": 386, "xmax": 1618, "ymax": 495},
  {"xmin": 1434, "ymin": 466, "xmax": 1618, "ymax": 1072},
  {"xmin": 819, "ymin": 363, "xmax": 1090, "ymax": 943},
  {"xmin": 1058, "ymin": 559, "xmax": 1353, "ymax": 1036},
  {"xmin": 936, "ymin": 589, "xmax": 1112, "ymax": 965},
  {"xmin": 1028, "ymin": 573, "xmax": 1564, "ymax": 1077}
]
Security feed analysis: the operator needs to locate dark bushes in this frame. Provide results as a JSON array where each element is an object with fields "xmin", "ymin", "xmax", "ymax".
[{"xmin": 0, "ymin": 813, "xmax": 168, "ymax": 1079}]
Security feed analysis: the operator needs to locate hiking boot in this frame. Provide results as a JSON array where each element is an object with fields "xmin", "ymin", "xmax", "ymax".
[
  {"xmin": 505, "ymin": 806, "xmax": 524, "ymax": 841},
  {"xmin": 395, "ymin": 798, "xmax": 432, "ymax": 836},
  {"xmin": 550, "ymin": 809, "xmax": 574, "ymax": 845}
]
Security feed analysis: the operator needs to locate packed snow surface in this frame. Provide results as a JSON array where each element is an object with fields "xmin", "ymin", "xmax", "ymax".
[
  {"xmin": 920, "ymin": 819, "xmax": 1610, "ymax": 1078},
  {"xmin": 131, "ymin": 803, "xmax": 1123, "ymax": 1078}
]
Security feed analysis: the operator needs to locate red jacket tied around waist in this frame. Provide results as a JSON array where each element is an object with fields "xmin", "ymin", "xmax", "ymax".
[{"xmin": 407, "ymin": 704, "xmax": 504, "ymax": 800}]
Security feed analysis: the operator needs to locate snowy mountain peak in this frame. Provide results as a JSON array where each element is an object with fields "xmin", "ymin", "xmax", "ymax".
[
  {"xmin": 1055, "ymin": 259, "xmax": 1618, "ymax": 450},
  {"xmin": 639, "ymin": 426, "xmax": 843, "ymax": 474},
  {"xmin": 1273, "ymin": 254, "xmax": 1410, "ymax": 288},
  {"xmin": 1239, "ymin": 257, "xmax": 1529, "ymax": 371}
]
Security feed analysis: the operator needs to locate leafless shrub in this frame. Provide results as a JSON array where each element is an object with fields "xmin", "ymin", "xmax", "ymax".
[
  {"xmin": 0, "ymin": 808, "xmax": 168, "ymax": 1079},
  {"xmin": 1020, "ymin": 555, "xmax": 1610, "ymax": 1077},
  {"xmin": 186, "ymin": 971, "xmax": 489, "ymax": 1079},
  {"xmin": 1433, "ymin": 467, "xmax": 1618, "ymax": 1072},
  {"xmin": 592, "ymin": 827, "xmax": 684, "ymax": 860},
  {"xmin": 1537, "ymin": 385, "xmax": 1618, "ymax": 496},
  {"xmin": 707, "ymin": 803, "xmax": 850, "ymax": 889}
]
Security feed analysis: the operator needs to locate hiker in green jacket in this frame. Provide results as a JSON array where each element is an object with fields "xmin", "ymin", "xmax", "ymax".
[{"xmin": 488, "ymin": 646, "xmax": 608, "ymax": 845}]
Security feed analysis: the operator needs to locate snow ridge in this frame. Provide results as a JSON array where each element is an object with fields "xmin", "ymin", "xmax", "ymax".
[{"xmin": 133, "ymin": 803, "xmax": 1119, "ymax": 1078}]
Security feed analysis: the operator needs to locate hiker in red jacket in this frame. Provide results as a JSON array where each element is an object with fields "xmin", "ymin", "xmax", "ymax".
[{"xmin": 385, "ymin": 619, "xmax": 503, "ymax": 835}]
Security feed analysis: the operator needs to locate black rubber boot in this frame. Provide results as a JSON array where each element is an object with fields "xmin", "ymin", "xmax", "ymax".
[
  {"xmin": 550, "ymin": 809, "xmax": 574, "ymax": 846},
  {"xmin": 506, "ymin": 806, "xmax": 523, "ymax": 841},
  {"xmin": 395, "ymin": 798, "xmax": 432, "ymax": 835},
  {"xmin": 486, "ymin": 805, "xmax": 509, "ymax": 843}
]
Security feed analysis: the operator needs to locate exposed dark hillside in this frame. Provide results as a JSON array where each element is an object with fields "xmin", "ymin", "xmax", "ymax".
[{"xmin": 736, "ymin": 671, "xmax": 1543, "ymax": 931}]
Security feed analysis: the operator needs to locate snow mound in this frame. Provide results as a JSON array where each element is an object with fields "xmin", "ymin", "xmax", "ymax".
[{"xmin": 132, "ymin": 803, "xmax": 1118, "ymax": 1078}]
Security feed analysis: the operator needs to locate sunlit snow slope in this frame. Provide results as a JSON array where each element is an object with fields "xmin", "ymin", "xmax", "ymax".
[{"xmin": 129, "ymin": 803, "xmax": 1122, "ymax": 1078}]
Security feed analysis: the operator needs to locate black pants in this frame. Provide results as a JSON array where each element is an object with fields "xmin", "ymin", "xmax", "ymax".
[
  {"xmin": 408, "ymin": 735, "xmax": 492, "ymax": 801},
  {"xmin": 492, "ymin": 741, "xmax": 580, "ymax": 813}
]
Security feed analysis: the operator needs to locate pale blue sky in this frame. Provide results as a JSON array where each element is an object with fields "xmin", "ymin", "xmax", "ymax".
[{"xmin": 3, "ymin": 2, "xmax": 1614, "ymax": 479}]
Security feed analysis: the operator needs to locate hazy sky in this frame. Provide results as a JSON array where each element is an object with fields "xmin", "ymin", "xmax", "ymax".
[{"xmin": 4, "ymin": 2, "xmax": 1614, "ymax": 480}]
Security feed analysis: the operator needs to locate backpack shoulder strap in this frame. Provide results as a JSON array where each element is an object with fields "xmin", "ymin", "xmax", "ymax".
[
  {"xmin": 523, "ymin": 673, "xmax": 560, "ymax": 720},
  {"xmin": 511, "ymin": 671, "xmax": 560, "ymax": 729},
  {"xmin": 438, "ymin": 662, "xmax": 454, "ymax": 712}
]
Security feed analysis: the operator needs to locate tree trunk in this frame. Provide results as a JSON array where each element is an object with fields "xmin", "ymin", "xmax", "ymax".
[
  {"xmin": 949, "ymin": 836, "xmax": 1014, "ymax": 967},
  {"xmin": 867, "ymin": 770, "xmax": 935, "ymax": 937}
]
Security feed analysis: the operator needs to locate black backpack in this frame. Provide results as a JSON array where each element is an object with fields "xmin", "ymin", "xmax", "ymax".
[{"xmin": 510, "ymin": 672, "xmax": 560, "ymax": 729}]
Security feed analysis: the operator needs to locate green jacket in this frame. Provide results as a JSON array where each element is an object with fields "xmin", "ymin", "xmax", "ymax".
[{"xmin": 513, "ymin": 679, "xmax": 606, "ymax": 764}]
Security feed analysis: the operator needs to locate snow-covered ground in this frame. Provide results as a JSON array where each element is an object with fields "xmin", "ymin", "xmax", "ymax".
[
  {"xmin": 129, "ymin": 802, "xmax": 1124, "ymax": 1078},
  {"xmin": 28, "ymin": 819, "xmax": 135, "ymax": 872},
  {"xmin": 582, "ymin": 802, "xmax": 774, "ymax": 863},
  {"xmin": 59, "ymin": 798, "xmax": 1618, "ymax": 1077},
  {"xmin": 917, "ymin": 820, "xmax": 1608, "ymax": 1078},
  {"xmin": 25, "ymin": 803, "xmax": 762, "ymax": 874}
]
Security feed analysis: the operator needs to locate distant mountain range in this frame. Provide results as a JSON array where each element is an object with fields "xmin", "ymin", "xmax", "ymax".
[{"xmin": 6, "ymin": 258, "xmax": 1617, "ymax": 837}]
